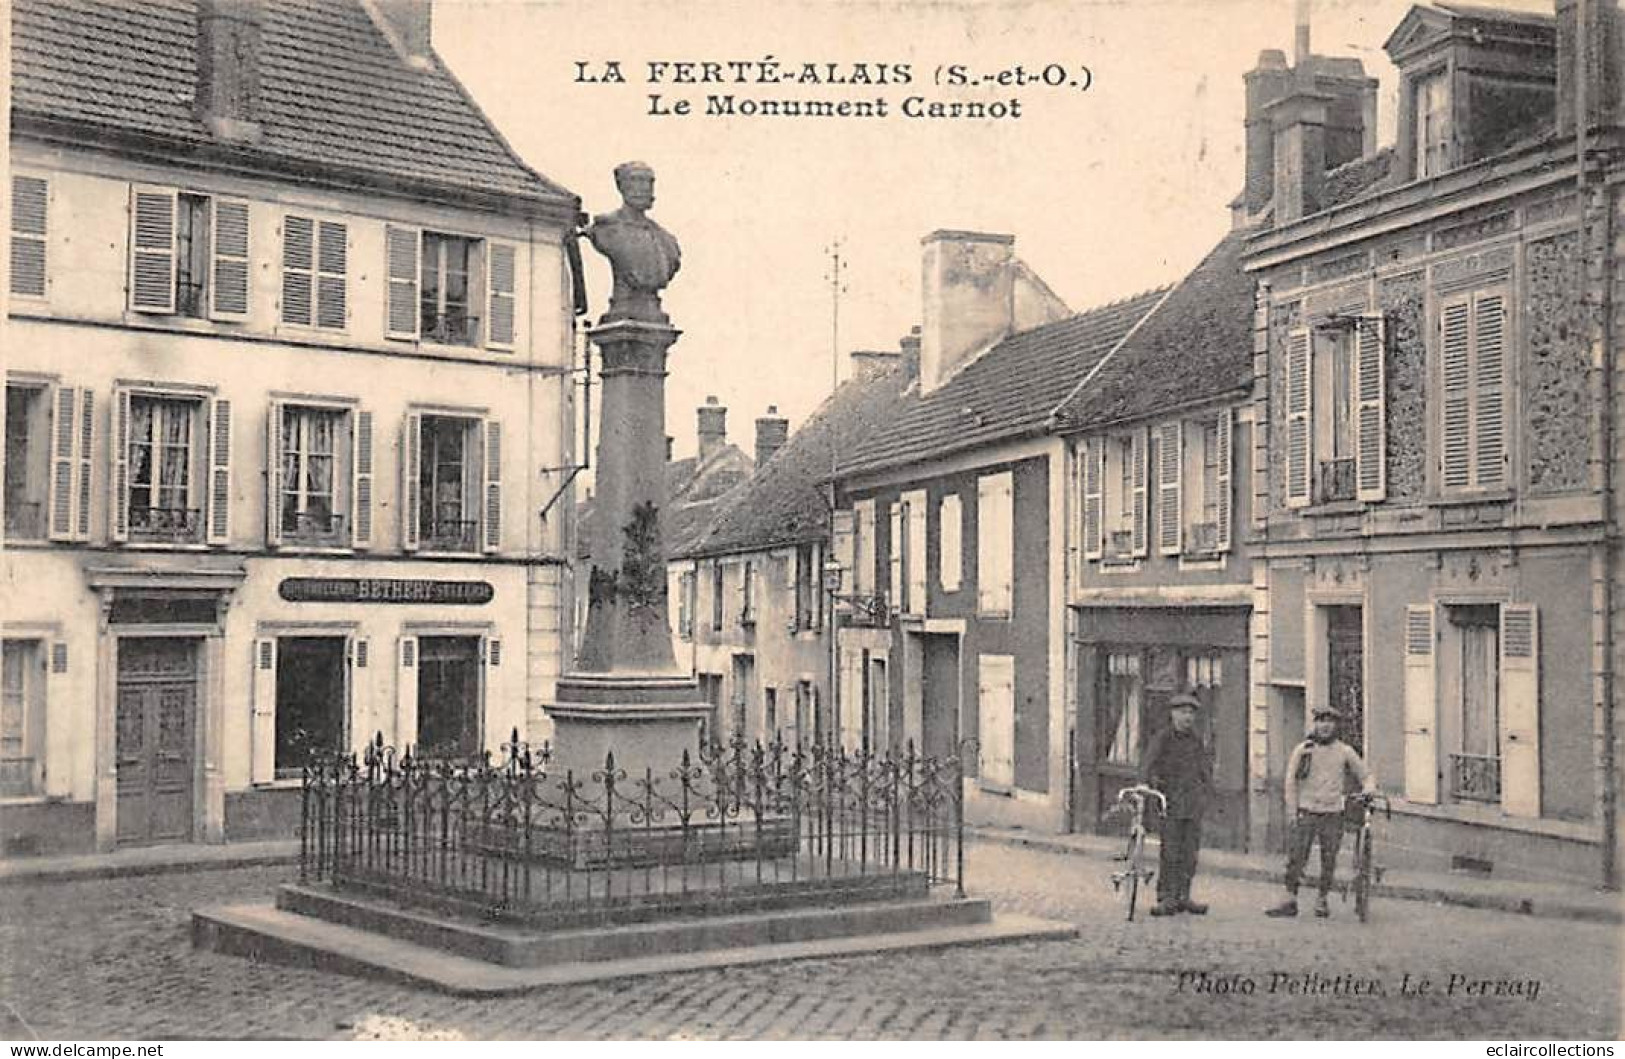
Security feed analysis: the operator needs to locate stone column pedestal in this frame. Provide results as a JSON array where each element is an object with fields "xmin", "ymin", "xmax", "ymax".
[{"xmin": 548, "ymin": 319, "xmax": 707, "ymax": 785}]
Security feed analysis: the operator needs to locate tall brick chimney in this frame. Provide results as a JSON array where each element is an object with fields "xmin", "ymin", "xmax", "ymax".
[
  {"xmin": 1243, "ymin": 50, "xmax": 1293, "ymax": 216},
  {"xmin": 754, "ymin": 406, "xmax": 789, "ymax": 469},
  {"xmin": 697, "ymin": 395, "xmax": 728, "ymax": 463},
  {"xmin": 1557, "ymin": 0, "xmax": 1622, "ymax": 137},
  {"xmin": 366, "ymin": 0, "xmax": 434, "ymax": 69},
  {"xmin": 196, "ymin": 0, "xmax": 263, "ymax": 142},
  {"xmin": 919, "ymin": 231, "xmax": 1015, "ymax": 395},
  {"xmin": 899, "ymin": 327, "xmax": 922, "ymax": 380},
  {"xmin": 1268, "ymin": 85, "xmax": 1332, "ymax": 223}
]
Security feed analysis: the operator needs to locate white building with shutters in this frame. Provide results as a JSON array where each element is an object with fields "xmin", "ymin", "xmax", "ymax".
[
  {"xmin": 1240, "ymin": 2, "xmax": 1624, "ymax": 886},
  {"xmin": 1, "ymin": 0, "xmax": 580, "ymax": 855}
]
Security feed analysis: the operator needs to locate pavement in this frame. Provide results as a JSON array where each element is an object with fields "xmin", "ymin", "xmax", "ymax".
[
  {"xmin": 968, "ymin": 825, "xmax": 1625, "ymax": 925},
  {"xmin": 3, "ymin": 828, "xmax": 1618, "ymax": 924},
  {"xmin": 0, "ymin": 843, "xmax": 1617, "ymax": 1039}
]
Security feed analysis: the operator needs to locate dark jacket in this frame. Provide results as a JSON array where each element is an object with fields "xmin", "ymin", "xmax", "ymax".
[{"xmin": 1141, "ymin": 727, "xmax": 1213, "ymax": 820}]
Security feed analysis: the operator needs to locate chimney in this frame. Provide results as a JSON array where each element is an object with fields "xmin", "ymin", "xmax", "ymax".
[
  {"xmin": 1243, "ymin": 50, "xmax": 1292, "ymax": 215},
  {"xmin": 754, "ymin": 406, "xmax": 789, "ymax": 469},
  {"xmin": 919, "ymin": 231, "xmax": 1014, "ymax": 395},
  {"xmin": 1268, "ymin": 87, "xmax": 1332, "ymax": 223},
  {"xmin": 366, "ymin": 0, "xmax": 434, "ymax": 68},
  {"xmin": 697, "ymin": 395, "xmax": 727, "ymax": 463},
  {"xmin": 1557, "ymin": 0, "xmax": 1621, "ymax": 137},
  {"xmin": 849, "ymin": 350, "xmax": 901, "ymax": 381},
  {"xmin": 1294, "ymin": 0, "xmax": 1312, "ymax": 67},
  {"xmin": 900, "ymin": 326, "xmax": 922, "ymax": 380},
  {"xmin": 195, "ymin": 0, "xmax": 263, "ymax": 143}
]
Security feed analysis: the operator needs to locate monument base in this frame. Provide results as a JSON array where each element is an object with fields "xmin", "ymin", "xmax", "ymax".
[{"xmin": 546, "ymin": 670, "xmax": 710, "ymax": 785}]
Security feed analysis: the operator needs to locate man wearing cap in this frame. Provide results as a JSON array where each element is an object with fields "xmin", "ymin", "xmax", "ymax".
[
  {"xmin": 1266, "ymin": 706, "xmax": 1377, "ymax": 918},
  {"xmin": 1140, "ymin": 691, "xmax": 1213, "ymax": 916}
]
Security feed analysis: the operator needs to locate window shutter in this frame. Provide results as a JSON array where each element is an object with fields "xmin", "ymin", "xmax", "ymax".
[
  {"xmin": 74, "ymin": 390, "xmax": 94, "ymax": 540},
  {"xmin": 939, "ymin": 493, "xmax": 962, "ymax": 593},
  {"xmin": 111, "ymin": 388, "xmax": 131, "ymax": 543},
  {"xmin": 1354, "ymin": 314, "xmax": 1387, "ymax": 502},
  {"xmin": 49, "ymin": 641, "xmax": 68, "ymax": 675},
  {"xmin": 976, "ymin": 473, "xmax": 1014, "ymax": 614},
  {"xmin": 265, "ymin": 400, "xmax": 285, "ymax": 547},
  {"xmin": 1156, "ymin": 421, "xmax": 1181, "ymax": 555},
  {"xmin": 907, "ymin": 496, "xmax": 927, "ymax": 615},
  {"xmin": 483, "ymin": 418, "xmax": 502, "ymax": 553},
  {"xmin": 1082, "ymin": 438, "xmax": 1103, "ymax": 560},
  {"xmin": 1402, "ymin": 604, "xmax": 1439, "ymax": 804},
  {"xmin": 1285, "ymin": 326, "xmax": 1313, "ymax": 507},
  {"xmin": 207, "ymin": 397, "xmax": 233, "ymax": 545},
  {"xmin": 129, "ymin": 186, "xmax": 177, "ymax": 313},
  {"xmin": 316, "ymin": 221, "xmax": 348, "ymax": 330},
  {"xmin": 832, "ymin": 509, "xmax": 855, "ymax": 595},
  {"xmin": 251, "ymin": 637, "xmax": 277, "ymax": 784},
  {"xmin": 10, "ymin": 175, "xmax": 48, "ymax": 297},
  {"xmin": 280, "ymin": 215, "xmax": 314, "ymax": 326},
  {"xmin": 48, "ymin": 385, "xmax": 78, "ymax": 541},
  {"xmin": 401, "ymin": 413, "xmax": 421, "ymax": 551},
  {"xmin": 1499, "ymin": 604, "xmax": 1540, "ymax": 818},
  {"xmin": 1129, "ymin": 429, "xmax": 1149, "ymax": 557},
  {"xmin": 397, "ymin": 635, "xmax": 419, "ymax": 753},
  {"xmin": 1473, "ymin": 291, "xmax": 1508, "ymax": 489},
  {"xmin": 350, "ymin": 635, "xmax": 372, "ymax": 747},
  {"xmin": 977, "ymin": 654, "xmax": 1015, "ymax": 789},
  {"xmin": 855, "ymin": 500, "xmax": 876, "ymax": 595},
  {"xmin": 484, "ymin": 635, "xmax": 503, "ymax": 669},
  {"xmin": 840, "ymin": 649, "xmax": 863, "ymax": 750},
  {"xmin": 888, "ymin": 502, "xmax": 903, "ymax": 609},
  {"xmin": 210, "ymin": 199, "xmax": 250, "ymax": 320},
  {"xmin": 1440, "ymin": 298, "xmax": 1472, "ymax": 490},
  {"xmin": 385, "ymin": 225, "xmax": 420, "ymax": 339},
  {"xmin": 1213, "ymin": 407, "xmax": 1234, "ymax": 552},
  {"xmin": 487, "ymin": 241, "xmax": 517, "ymax": 349},
  {"xmin": 351, "ymin": 409, "xmax": 373, "ymax": 549}
]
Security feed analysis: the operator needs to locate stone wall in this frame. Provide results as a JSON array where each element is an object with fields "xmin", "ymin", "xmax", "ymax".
[
  {"xmin": 1525, "ymin": 229, "xmax": 1591, "ymax": 494},
  {"xmin": 1379, "ymin": 270, "xmax": 1428, "ymax": 501}
]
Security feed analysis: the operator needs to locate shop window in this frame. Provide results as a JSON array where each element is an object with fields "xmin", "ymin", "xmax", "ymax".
[
  {"xmin": 416, "ymin": 636, "xmax": 481, "ymax": 760},
  {"xmin": 1103, "ymin": 651, "xmax": 1144, "ymax": 766},
  {"xmin": 274, "ymin": 637, "xmax": 347, "ymax": 779}
]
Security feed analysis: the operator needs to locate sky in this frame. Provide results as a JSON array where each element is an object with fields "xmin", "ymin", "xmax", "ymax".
[{"xmin": 433, "ymin": 0, "xmax": 1552, "ymax": 461}]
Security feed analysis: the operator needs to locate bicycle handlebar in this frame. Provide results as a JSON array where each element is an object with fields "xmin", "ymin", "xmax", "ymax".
[
  {"xmin": 1115, "ymin": 784, "xmax": 1168, "ymax": 814},
  {"xmin": 1348, "ymin": 791, "xmax": 1392, "ymax": 819}
]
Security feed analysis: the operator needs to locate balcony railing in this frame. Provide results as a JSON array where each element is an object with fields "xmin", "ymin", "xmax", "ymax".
[
  {"xmin": 281, "ymin": 510, "xmax": 347, "ymax": 545},
  {"xmin": 1318, "ymin": 458, "xmax": 1357, "ymax": 503},
  {"xmin": 1104, "ymin": 528, "xmax": 1137, "ymax": 562},
  {"xmin": 1184, "ymin": 520, "xmax": 1220, "ymax": 557},
  {"xmin": 130, "ymin": 506, "xmax": 203, "ymax": 543},
  {"xmin": 0, "ymin": 757, "xmax": 36, "ymax": 798},
  {"xmin": 1449, "ymin": 753, "xmax": 1501, "ymax": 803},
  {"xmin": 421, "ymin": 518, "xmax": 480, "ymax": 552},
  {"xmin": 3, "ymin": 501, "xmax": 44, "ymax": 540},
  {"xmin": 839, "ymin": 592, "xmax": 889, "ymax": 628}
]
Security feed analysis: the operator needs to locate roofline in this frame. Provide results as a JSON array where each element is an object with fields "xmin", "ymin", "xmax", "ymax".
[
  {"xmin": 1044, "ymin": 284, "xmax": 1177, "ymax": 425},
  {"xmin": 12, "ymin": 113, "xmax": 582, "ymax": 226},
  {"xmin": 1051, "ymin": 385, "xmax": 1252, "ymax": 437},
  {"xmin": 831, "ymin": 416, "xmax": 1055, "ymax": 480},
  {"xmin": 426, "ymin": 47, "xmax": 577, "ymax": 204}
]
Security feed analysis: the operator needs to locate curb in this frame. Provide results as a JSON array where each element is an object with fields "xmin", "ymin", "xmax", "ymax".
[
  {"xmin": 0, "ymin": 847, "xmax": 299, "ymax": 888},
  {"xmin": 968, "ymin": 829, "xmax": 1622, "ymax": 925}
]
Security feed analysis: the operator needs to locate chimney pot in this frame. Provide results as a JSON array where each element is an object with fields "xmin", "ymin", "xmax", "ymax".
[
  {"xmin": 697, "ymin": 396, "xmax": 728, "ymax": 463},
  {"xmin": 196, "ymin": 0, "xmax": 264, "ymax": 142}
]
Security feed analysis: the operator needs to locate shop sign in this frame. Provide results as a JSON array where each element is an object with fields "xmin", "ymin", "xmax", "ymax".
[{"xmin": 278, "ymin": 578, "xmax": 494, "ymax": 605}]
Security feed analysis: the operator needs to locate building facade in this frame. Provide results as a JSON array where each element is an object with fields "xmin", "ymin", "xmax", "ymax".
[
  {"xmin": 2, "ymin": 0, "xmax": 579, "ymax": 854},
  {"xmin": 1244, "ymin": 1, "xmax": 1624, "ymax": 884}
]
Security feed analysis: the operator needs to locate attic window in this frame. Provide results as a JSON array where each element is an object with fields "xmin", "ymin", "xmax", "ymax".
[{"xmin": 1413, "ymin": 70, "xmax": 1450, "ymax": 178}]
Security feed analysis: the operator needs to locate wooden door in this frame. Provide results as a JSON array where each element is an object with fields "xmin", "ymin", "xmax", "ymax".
[
  {"xmin": 116, "ymin": 638, "xmax": 197, "ymax": 845},
  {"xmin": 1327, "ymin": 606, "xmax": 1365, "ymax": 753}
]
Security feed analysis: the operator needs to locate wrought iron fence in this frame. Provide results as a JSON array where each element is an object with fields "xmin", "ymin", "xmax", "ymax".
[
  {"xmin": 1449, "ymin": 752, "xmax": 1501, "ymax": 802},
  {"xmin": 300, "ymin": 730, "xmax": 965, "ymax": 924},
  {"xmin": 1318, "ymin": 458, "xmax": 1357, "ymax": 503}
]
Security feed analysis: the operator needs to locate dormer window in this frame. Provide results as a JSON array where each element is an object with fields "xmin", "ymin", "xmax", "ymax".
[{"xmin": 1413, "ymin": 70, "xmax": 1450, "ymax": 178}]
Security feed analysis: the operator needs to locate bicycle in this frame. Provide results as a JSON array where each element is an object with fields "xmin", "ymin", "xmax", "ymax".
[
  {"xmin": 1107, "ymin": 784, "xmax": 1167, "ymax": 922},
  {"xmin": 1342, "ymin": 791, "xmax": 1390, "ymax": 923}
]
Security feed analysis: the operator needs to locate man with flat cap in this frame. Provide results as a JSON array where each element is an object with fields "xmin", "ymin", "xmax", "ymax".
[
  {"xmin": 1140, "ymin": 690, "xmax": 1213, "ymax": 916},
  {"xmin": 1266, "ymin": 705, "xmax": 1377, "ymax": 918}
]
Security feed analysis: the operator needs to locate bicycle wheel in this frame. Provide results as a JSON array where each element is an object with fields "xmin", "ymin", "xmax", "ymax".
[{"xmin": 1354, "ymin": 829, "xmax": 1373, "ymax": 923}]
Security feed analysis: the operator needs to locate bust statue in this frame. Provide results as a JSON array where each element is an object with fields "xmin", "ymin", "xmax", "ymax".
[{"xmin": 586, "ymin": 161, "xmax": 682, "ymax": 323}]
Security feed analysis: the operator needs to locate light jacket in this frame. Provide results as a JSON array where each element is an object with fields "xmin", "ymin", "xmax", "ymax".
[{"xmin": 1284, "ymin": 737, "xmax": 1375, "ymax": 815}]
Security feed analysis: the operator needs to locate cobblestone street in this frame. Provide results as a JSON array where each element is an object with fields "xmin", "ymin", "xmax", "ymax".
[{"xmin": 0, "ymin": 842, "xmax": 1616, "ymax": 1040}]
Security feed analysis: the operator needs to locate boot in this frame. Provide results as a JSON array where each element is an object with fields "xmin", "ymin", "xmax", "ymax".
[
  {"xmin": 1264, "ymin": 896, "xmax": 1298, "ymax": 917},
  {"xmin": 1314, "ymin": 894, "xmax": 1331, "ymax": 918},
  {"xmin": 1149, "ymin": 899, "xmax": 1181, "ymax": 917},
  {"xmin": 1181, "ymin": 898, "xmax": 1209, "ymax": 915}
]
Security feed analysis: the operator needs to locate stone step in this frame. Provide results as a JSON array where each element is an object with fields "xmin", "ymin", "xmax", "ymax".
[
  {"xmin": 193, "ymin": 901, "xmax": 1076, "ymax": 996},
  {"xmin": 276, "ymin": 882, "xmax": 990, "ymax": 966}
]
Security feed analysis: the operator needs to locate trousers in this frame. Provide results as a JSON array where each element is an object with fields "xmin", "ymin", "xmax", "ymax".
[
  {"xmin": 1156, "ymin": 815, "xmax": 1203, "ymax": 903},
  {"xmin": 1284, "ymin": 810, "xmax": 1344, "ymax": 896}
]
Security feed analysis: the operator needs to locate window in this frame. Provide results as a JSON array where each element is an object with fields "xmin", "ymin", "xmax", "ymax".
[
  {"xmin": 0, "ymin": 641, "xmax": 45, "ymax": 797},
  {"xmin": 1176, "ymin": 410, "xmax": 1234, "ymax": 556},
  {"xmin": 1103, "ymin": 652, "xmax": 1143, "ymax": 766},
  {"xmin": 1438, "ymin": 289, "xmax": 1509, "ymax": 493},
  {"xmin": 414, "ymin": 635, "xmax": 482, "ymax": 760},
  {"xmin": 10, "ymin": 175, "xmax": 47, "ymax": 298},
  {"xmin": 677, "ymin": 571, "xmax": 696, "ymax": 639},
  {"xmin": 976, "ymin": 472, "xmax": 1013, "ymax": 615},
  {"xmin": 711, "ymin": 563, "xmax": 725, "ymax": 631},
  {"xmin": 281, "ymin": 216, "xmax": 348, "ymax": 329},
  {"xmin": 867, "ymin": 657, "xmax": 889, "ymax": 752},
  {"xmin": 1414, "ymin": 70, "xmax": 1450, "ymax": 179},
  {"xmin": 1446, "ymin": 605, "xmax": 1500, "ymax": 803},
  {"xmin": 269, "ymin": 637, "xmax": 348, "ymax": 780},
  {"xmin": 271, "ymin": 402, "xmax": 371, "ymax": 550},
  {"xmin": 977, "ymin": 654, "xmax": 1015, "ymax": 789},
  {"xmin": 117, "ymin": 392, "xmax": 230, "ymax": 546},
  {"xmin": 384, "ymin": 226, "xmax": 518, "ymax": 349},
  {"xmin": 764, "ymin": 686, "xmax": 778, "ymax": 742},
  {"xmin": 4, "ymin": 384, "xmax": 49, "ymax": 540},
  {"xmin": 740, "ymin": 561, "xmax": 758, "ymax": 625},
  {"xmin": 794, "ymin": 542, "xmax": 821, "ymax": 631},
  {"xmin": 939, "ymin": 493, "xmax": 963, "ymax": 592},
  {"xmin": 1285, "ymin": 317, "xmax": 1386, "ymax": 507},
  {"xmin": 128, "ymin": 187, "xmax": 248, "ymax": 320},
  {"xmin": 403, "ymin": 413, "xmax": 498, "ymax": 553},
  {"xmin": 1084, "ymin": 431, "xmax": 1146, "ymax": 561}
]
